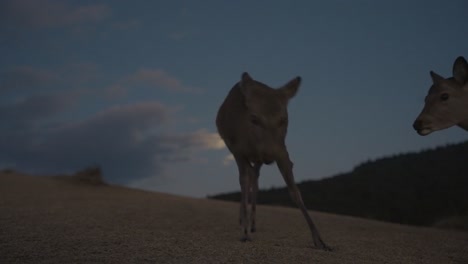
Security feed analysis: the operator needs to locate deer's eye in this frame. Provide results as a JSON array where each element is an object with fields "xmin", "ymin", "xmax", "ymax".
[
  {"xmin": 440, "ymin": 93, "xmax": 449, "ymax": 101},
  {"xmin": 250, "ymin": 115, "xmax": 261, "ymax": 126}
]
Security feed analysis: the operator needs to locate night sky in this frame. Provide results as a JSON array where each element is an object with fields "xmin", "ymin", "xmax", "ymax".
[{"xmin": 1, "ymin": 0, "xmax": 467, "ymax": 197}]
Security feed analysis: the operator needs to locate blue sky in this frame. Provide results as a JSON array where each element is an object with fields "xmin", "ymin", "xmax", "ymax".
[{"xmin": 1, "ymin": 0, "xmax": 467, "ymax": 197}]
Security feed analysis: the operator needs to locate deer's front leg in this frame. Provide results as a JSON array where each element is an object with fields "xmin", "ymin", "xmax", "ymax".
[
  {"xmin": 250, "ymin": 163, "xmax": 261, "ymax": 233},
  {"xmin": 236, "ymin": 158, "xmax": 252, "ymax": 242},
  {"xmin": 276, "ymin": 151, "xmax": 331, "ymax": 251}
]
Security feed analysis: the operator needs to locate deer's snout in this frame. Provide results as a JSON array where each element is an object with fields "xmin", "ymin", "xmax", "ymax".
[
  {"xmin": 412, "ymin": 118, "xmax": 432, "ymax": 136},
  {"xmin": 412, "ymin": 119, "xmax": 424, "ymax": 131}
]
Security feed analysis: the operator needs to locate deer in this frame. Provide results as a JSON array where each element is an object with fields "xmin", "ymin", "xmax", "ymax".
[
  {"xmin": 413, "ymin": 56, "xmax": 468, "ymax": 135},
  {"xmin": 215, "ymin": 72, "xmax": 330, "ymax": 250}
]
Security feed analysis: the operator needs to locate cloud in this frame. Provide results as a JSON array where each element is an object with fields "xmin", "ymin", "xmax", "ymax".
[
  {"xmin": 0, "ymin": 92, "xmax": 79, "ymax": 165},
  {"xmin": 0, "ymin": 66, "xmax": 59, "ymax": 94},
  {"xmin": 29, "ymin": 102, "xmax": 171, "ymax": 181},
  {"xmin": 126, "ymin": 68, "xmax": 199, "ymax": 92},
  {"xmin": 0, "ymin": 93, "xmax": 73, "ymax": 128},
  {"xmin": 105, "ymin": 68, "xmax": 201, "ymax": 100},
  {"xmin": 61, "ymin": 62, "xmax": 100, "ymax": 84},
  {"xmin": 0, "ymin": 0, "xmax": 111, "ymax": 29},
  {"xmin": 0, "ymin": 99, "xmax": 224, "ymax": 184},
  {"xmin": 0, "ymin": 101, "xmax": 166, "ymax": 180},
  {"xmin": 0, "ymin": 63, "xmax": 101, "ymax": 100},
  {"xmin": 53, "ymin": 101, "xmax": 169, "ymax": 132},
  {"xmin": 105, "ymin": 84, "xmax": 128, "ymax": 100},
  {"xmin": 0, "ymin": 63, "xmax": 220, "ymax": 185},
  {"xmin": 223, "ymin": 154, "xmax": 235, "ymax": 166},
  {"xmin": 69, "ymin": 4, "xmax": 110, "ymax": 24},
  {"xmin": 185, "ymin": 129, "xmax": 225, "ymax": 150}
]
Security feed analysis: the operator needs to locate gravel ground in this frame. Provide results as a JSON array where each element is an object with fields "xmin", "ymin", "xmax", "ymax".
[{"xmin": 1, "ymin": 172, "xmax": 467, "ymax": 264}]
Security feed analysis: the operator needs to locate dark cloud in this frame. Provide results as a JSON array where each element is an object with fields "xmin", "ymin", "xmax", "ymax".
[
  {"xmin": 0, "ymin": 99, "xmax": 224, "ymax": 184},
  {"xmin": 0, "ymin": 63, "xmax": 223, "ymax": 185},
  {"xmin": 60, "ymin": 62, "xmax": 100, "ymax": 85},
  {"xmin": 0, "ymin": 94, "xmax": 71, "ymax": 127},
  {"xmin": 103, "ymin": 68, "xmax": 203, "ymax": 102},
  {"xmin": 0, "ymin": 64, "xmax": 101, "ymax": 104},
  {"xmin": 107, "ymin": 68, "xmax": 203, "ymax": 98},
  {"xmin": 0, "ymin": 93, "xmax": 75, "ymax": 168},
  {"xmin": 0, "ymin": 0, "xmax": 111, "ymax": 29},
  {"xmin": 0, "ymin": 66, "xmax": 59, "ymax": 94}
]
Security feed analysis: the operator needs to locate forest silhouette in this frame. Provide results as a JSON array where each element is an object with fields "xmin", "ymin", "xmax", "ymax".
[{"xmin": 210, "ymin": 141, "xmax": 468, "ymax": 229}]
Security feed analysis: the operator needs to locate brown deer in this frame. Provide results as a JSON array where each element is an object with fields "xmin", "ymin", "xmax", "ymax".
[
  {"xmin": 216, "ymin": 72, "xmax": 330, "ymax": 250},
  {"xmin": 413, "ymin": 56, "xmax": 468, "ymax": 135}
]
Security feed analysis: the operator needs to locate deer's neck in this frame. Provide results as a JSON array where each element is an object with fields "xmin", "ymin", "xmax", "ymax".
[{"xmin": 456, "ymin": 97, "xmax": 468, "ymax": 131}]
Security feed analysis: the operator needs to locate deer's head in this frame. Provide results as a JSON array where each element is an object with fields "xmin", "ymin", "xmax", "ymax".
[
  {"xmin": 413, "ymin": 56, "xmax": 468, "ymax": 136},
  {"xmin": 240, "ymin": 72, "xmax": 300, "ymax": 162}
]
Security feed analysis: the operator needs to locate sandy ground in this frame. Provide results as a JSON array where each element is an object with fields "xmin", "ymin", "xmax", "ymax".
[{"xmin": 1, "ymin": 172, "xmax": 467, "ymax": 264}]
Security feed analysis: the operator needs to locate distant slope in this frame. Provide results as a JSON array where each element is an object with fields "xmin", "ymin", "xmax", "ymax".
[{"xmin": 209, "ymin": 141, "xmax": 468, "ymax": 228}]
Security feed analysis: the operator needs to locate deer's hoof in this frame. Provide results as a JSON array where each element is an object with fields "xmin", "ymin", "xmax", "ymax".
[
  {"xmin": 240, "ymin": 236, "xmax": 252, "ymax": 242},
  {"xmin": 240, "ymin": 226, "xmax": 252, "ymax": 242},
  {"xmin": 315, "ymin": 241, "xmax": 332, "ymax": 251}
]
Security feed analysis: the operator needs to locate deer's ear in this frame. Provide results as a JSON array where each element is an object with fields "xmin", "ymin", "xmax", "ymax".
[
  {"xmin": 240, "ymin": 72, "xmax": 253, "ymax": 87},
  {"xmin": 279, "ymin": 76, "xmax": 301, "ymax": 99},
  {"xmin": 430, "ymin": 71, "xmax": 444, "ymax": 84},
  {"xmin": 453, "ymin": 56, "xmax": 468, "ymax": 85},
  {"xmin": 239, "ymin": 72, "xmax": 254, "ymax": 98}
]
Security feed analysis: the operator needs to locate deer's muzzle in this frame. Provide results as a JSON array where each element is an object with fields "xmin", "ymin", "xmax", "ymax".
[{"xmin": 412, "ymin": 119, "xmax": 432, "ymax": 136}]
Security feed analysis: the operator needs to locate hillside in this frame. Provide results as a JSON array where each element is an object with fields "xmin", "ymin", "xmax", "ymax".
[
  {"xmin": 210, "ymin": 141, "xmax": 468, "ymax": 229},
  {"xmin": 1, "ymin": 171, "xmax": 467, "ymax": 263}
]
